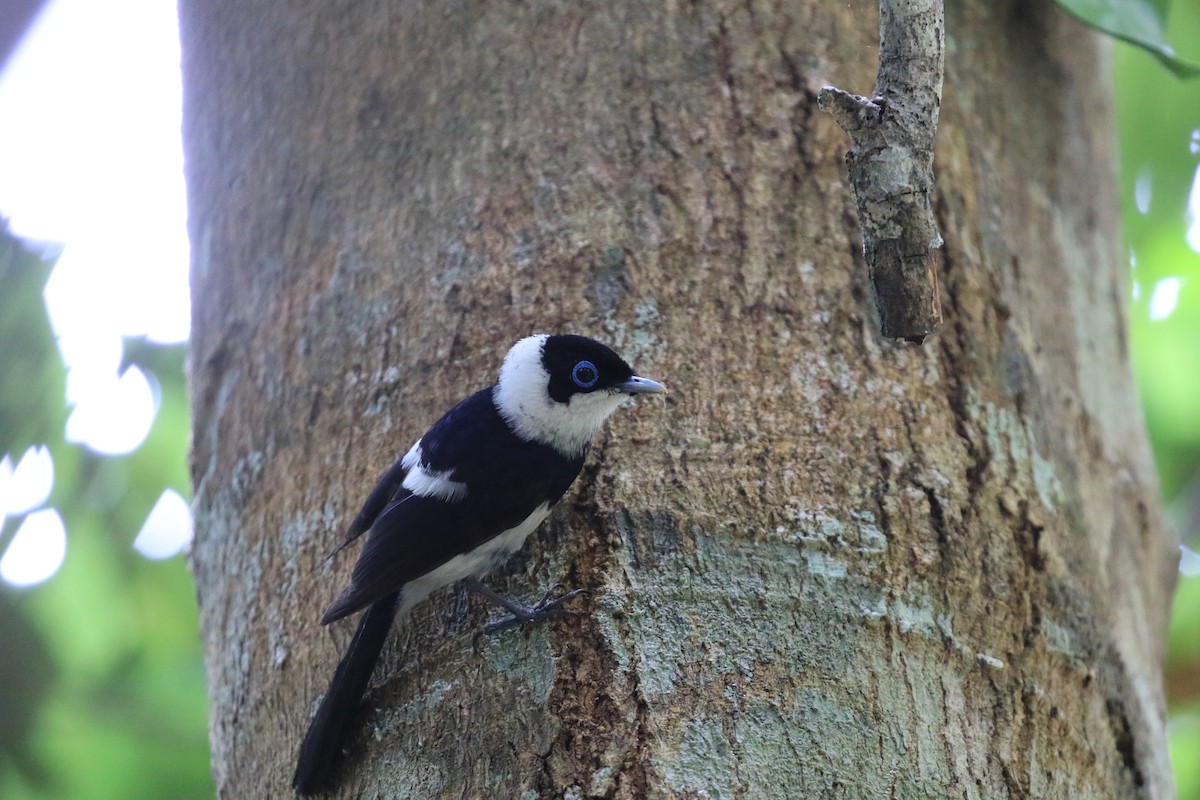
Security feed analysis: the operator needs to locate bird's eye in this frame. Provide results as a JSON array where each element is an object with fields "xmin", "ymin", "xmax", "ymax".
[{"xmin": 571, "ymin": 360, "xmax": 599, "ymax": 389}]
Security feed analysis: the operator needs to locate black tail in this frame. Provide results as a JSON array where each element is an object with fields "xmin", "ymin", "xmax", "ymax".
[{"xmin": 292, "ymin": 591, "xmax": 400, "ymax": 796}]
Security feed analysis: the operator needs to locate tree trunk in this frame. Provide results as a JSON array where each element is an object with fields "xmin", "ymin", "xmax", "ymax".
[{"xmin": 180, "ymin": 0, "xmax": 1176, "ymax": 797}]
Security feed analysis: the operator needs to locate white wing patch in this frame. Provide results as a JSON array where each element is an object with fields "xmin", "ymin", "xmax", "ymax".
[{"xmin": 400, "ymin": 440, "xmax": 468, "ymax": 502}]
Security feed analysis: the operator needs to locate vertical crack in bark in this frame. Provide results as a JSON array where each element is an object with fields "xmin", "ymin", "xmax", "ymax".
[
  {"xmin": 1105, "ymin": 697, "xmax": 1148, "ymax": 790},
  {"xmin": 871, "ymin": 430, "xmax": 896, "ymax": 545},
  {"xmin": 649, "ymin": 101, "xmax": 684, "ymax": 162},
  {"xmin": 535, "ymin": 450, "xmax": 656, "ymax": 799},
  {"xmin": 1012, "ymin": 498, "xmax": 1047, "ymax": 574},
  {"xmin": 618, "ymin": 636, "xmax": 653, "ymax": 800},
  {"xmin": 777, "ymin": 24, "xmax": 823, "ymax": 179},
  {"xmin": 921, "ymin": 484, "xmax": 948, "ymax": 559},
  {"xmin": 607, "ymin": 505, "xmax": 654, "ymax": 800},
  {"xmin": 711, "ymin": 13, "xmax": 749, "ymax": 274},
  {"xmin": 932, "ymin": 206, "xmax": 989, "ymax": 536}
]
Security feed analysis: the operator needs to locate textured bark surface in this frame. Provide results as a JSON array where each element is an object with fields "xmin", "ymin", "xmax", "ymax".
[{"xmin": 181, "ymin": 1, "xmax": 1176, "ymax": 798}]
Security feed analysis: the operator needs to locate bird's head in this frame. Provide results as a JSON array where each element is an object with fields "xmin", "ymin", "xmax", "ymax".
[{"xmin": 493, "ymin": 334, "xmax": 665, "ymax": 456}]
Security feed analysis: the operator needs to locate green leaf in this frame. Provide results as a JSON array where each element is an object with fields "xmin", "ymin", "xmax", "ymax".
[
  {"xmin": 0, "ymin": 224, "xmax": 66, "ymax": 457},
  {"xmin": 1055, "ymin": 0, "xmax": 1200, "ymax": 78}
]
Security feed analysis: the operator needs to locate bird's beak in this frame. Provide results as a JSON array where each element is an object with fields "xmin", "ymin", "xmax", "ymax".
[{"xmin": 618, "ymin": 376, "xmax": 667, "ymax": 395}]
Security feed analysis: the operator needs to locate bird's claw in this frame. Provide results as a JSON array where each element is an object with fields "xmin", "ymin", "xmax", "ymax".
[{"xmin": 474, "ymin": 586, "xmax": 589, "ymax": 644}]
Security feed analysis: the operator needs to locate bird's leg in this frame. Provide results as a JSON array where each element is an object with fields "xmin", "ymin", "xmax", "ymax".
[{"xmin": 462, "ymin": 577, "xmax": 587, "ymax": 638}]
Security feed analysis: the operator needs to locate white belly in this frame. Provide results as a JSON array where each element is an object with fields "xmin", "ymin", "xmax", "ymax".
[{"xmin": 396, "ymin": 502, "xmax": 552, "ymax": 616}]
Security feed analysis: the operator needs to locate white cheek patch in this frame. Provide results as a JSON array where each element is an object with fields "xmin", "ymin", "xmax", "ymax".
[
  {"xmin": 400, "ymin": 440, "xmax": 468, "ymax": 502},
  {"xmin": 493, "ymin": 334, "xmax": 627, "ymax": 457}
]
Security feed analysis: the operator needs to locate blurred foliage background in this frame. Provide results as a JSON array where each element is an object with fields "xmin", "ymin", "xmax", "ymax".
[
  {"xmin": 1117, "ymin": 4, "xmax": 1200, "ymax": 797},
  {"xmin": 0, "ymin": 229, "xmax": 209, "ymax": 798},
  {"xmin": 0, "ymin": 2, "xmax": 1198, "ymax": 798}
]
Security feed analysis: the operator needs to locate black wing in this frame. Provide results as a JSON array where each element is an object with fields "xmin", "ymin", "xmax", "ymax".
[
  {"xmin": 320, "ymin": 389, "xmax": 585, "ymax": 623},
  {"xmin": 324, "ymin": 456, "xmax": 409, "ymax": 560}
]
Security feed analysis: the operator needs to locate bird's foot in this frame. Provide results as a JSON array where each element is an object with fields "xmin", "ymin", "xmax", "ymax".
[
  {"xmin": 482, "ymin": 585, "xmax": 588, "ymax": 635},
  {"xmin": 464, "ymin": 579, "xmax": 588, "ymax": 646}
]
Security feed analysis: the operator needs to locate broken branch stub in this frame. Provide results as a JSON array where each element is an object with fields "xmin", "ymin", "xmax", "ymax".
[{"xmin": 818, "ymin": 0, "xmax": 945, "ymax": 343}]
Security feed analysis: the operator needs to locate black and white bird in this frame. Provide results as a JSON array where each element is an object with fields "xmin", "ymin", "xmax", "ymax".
[{"xmin": 292, "ymin": 333, "xmax": 665, "ymax": 795}]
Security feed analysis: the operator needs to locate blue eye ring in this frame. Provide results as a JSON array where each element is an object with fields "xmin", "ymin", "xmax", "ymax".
[{"xmin": 571, "ymin": 360, "xmax": 599, "ymax": 389}]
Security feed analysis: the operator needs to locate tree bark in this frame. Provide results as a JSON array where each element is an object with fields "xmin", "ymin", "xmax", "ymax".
[{"xmin": 181, "ymin": 1, "xmax": 1176, "ymax": 798}]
